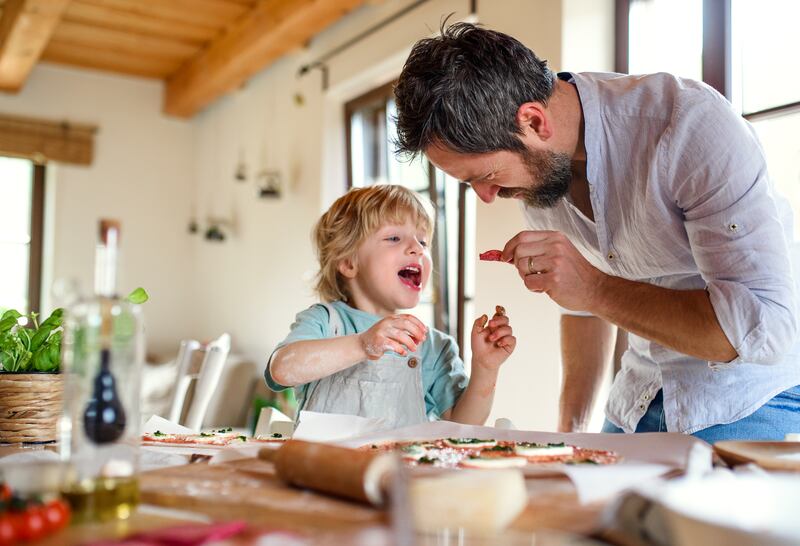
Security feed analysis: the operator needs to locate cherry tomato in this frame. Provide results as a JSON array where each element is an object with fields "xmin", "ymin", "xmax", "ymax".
[
  {"xmin": 42, "ymin": 499, "xmax": 70, "ymax": 532},
  {"xmin": 0, "ymin": 485, "xmax": 9, "ymax": 503},
  {"xmin": 0, "ymin": 516, "xmax": 16, "ymax": 546},
  {"xmin": 14, "ymin": 506, "xmax": 47, "ymax": 542}
]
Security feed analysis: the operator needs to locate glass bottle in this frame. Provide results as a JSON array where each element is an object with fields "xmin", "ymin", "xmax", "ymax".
[{"xmin": 59, "ymin": 219, "xmax": 144, "ymax": 523}]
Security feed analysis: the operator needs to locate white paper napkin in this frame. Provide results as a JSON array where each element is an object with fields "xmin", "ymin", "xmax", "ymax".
[{"xmin": 292, "ymin": 411, "xmax": 390, "ymax": 442}]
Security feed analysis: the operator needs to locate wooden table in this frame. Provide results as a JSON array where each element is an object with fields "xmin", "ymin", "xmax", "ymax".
[{"xmin": 1, "ymin": 446, "xmax": 608, "ymax": 545}]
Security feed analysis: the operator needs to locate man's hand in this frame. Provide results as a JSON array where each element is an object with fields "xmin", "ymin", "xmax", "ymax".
[
  {"xmin": 359, "ymin": 314, "xmax": 427, "ymax": 359},
  {"xmin": 503, "ymin": 230, "xmax": 606, "ymax": 312},
  {"xmin": 471, "ymin": 305, "xmax": 516, "ymax": 371}
]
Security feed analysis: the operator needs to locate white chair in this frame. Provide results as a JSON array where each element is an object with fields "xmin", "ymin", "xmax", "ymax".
[{"xmin": 167, "ymin": 334, "xmax": 231, "ymax": 431}]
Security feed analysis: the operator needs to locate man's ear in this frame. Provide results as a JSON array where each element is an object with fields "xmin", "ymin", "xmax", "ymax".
[
  {"xmin": 338, "ymin": 256, "xmax": 357, "ymax": 279},
  {"xmin": 516, "ymin": 102, "xmax": 553, "ymax": 141}
]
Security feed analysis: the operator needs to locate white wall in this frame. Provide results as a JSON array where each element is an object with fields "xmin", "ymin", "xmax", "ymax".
[{"xmin": 0, "ymin": 65, "xmax": 196, "ymax": 356}]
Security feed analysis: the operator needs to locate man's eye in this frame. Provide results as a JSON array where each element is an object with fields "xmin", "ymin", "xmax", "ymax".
[
  {"xmin": 419, "ymin": 240, "xmax": 428, "ymax": 248},
  {"xmin": 486, "ymin": 172, "xmax": 496, "ymax": 181}
]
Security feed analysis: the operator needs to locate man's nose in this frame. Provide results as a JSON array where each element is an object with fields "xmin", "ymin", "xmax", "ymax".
[{"xmin": 472, "ymin": 181, "xmax": 498, "ymax": 203}]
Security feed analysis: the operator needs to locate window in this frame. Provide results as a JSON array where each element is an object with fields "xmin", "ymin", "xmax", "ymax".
[
  {"xmin": 627, "ymin": 0, "xmax": 704, "ymax": 79},
  {"xmin": 0, "ymin": 157, "xmax": 45, "ymax": 315},
  {"xmin": 732, "ymin": 0, "xmax": 800, "ymax": 238},
  {"xmin": 346, "ymin": 83, "xmax": 476, "ymax": 353}
]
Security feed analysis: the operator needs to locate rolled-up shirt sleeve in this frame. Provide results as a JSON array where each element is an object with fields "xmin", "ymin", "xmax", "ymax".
[{"xmin": 668, "ymin": 89, "xmax": 798, "ymax": 367}]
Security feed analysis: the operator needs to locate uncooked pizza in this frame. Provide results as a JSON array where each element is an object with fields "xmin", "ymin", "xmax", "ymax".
[
  {"xmin": 142, "ymin": 428, "xmax": 288, "ymax": 447},
  {"xmin": 364, "ymin": 437, "xmax": 620, "ymax": 468}
]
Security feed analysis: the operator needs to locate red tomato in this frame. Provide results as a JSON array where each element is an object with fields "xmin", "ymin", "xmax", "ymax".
[
  {"xmin": 0, "ymin": 516, "xmax": 16, "ymax": 546},
  {"xmin": 0, "ymin": 485, "xmax": 10, "ymax": 502},
  {"xmin": 14, "ymin": 507, "xmax": 47, "ymax": 542},
  {"xmin": 42, "ymin": 499, "xmax": 70, "ymax": 532}
]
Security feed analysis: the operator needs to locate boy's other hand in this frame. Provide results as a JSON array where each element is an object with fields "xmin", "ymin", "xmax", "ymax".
[
  {"xmin": 359, "ymin": 314, "xmax": 428, "ymax": 360},
  {"xmin": 471, "ymin": 305, "xmax": 516, "ymax": 371}
]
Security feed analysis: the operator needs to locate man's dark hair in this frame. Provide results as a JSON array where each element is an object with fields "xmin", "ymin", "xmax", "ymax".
[{"xmin": 394, "ymin": 22, "xmax": 556, "ymax": 159}]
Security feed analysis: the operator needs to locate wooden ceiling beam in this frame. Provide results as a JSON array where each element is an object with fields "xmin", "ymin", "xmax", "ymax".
[
  {"xmin": 164, "ymin": 0, "xmax": 369, "ymax": 118},
  {"xmin": 0, "ymin": 0, "xmax": 71, "ymax": 92}
]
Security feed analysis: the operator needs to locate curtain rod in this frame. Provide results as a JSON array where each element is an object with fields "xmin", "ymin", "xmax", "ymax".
[{"xmin": 298, "ymin": 0, "xmax": 478, "ymax": 88}]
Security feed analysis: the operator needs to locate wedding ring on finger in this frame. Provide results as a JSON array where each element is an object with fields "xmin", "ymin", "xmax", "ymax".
[{"xmin": 527, "ymin": 256, "xmax": 542, "ymax": 275}]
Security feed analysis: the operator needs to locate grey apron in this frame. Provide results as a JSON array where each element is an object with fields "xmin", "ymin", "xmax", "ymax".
[{"xmin": 300, "ymin": 303, "xmax": 428, "ymax": 429}]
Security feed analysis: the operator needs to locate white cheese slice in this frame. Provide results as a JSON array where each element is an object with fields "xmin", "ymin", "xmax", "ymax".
[
  {"xmin": 460, "ymin": 456, "xmax": 528, "ymax": 469},
  {"xmin": 410, "ymin": 469, "xmax": 528, "ymax": 533},
  {"xmin": 443, "ymin": 438, "xmax": 497, "ymax": 449},
  {"xmin": 514, "ymin": 444, "xmax": 574, "ymax": 457}
]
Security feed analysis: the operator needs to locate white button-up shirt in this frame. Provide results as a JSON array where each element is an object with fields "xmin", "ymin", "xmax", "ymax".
[{"xmin": 522, "ymin": 71, "xmax": 800, "ymax": 434}]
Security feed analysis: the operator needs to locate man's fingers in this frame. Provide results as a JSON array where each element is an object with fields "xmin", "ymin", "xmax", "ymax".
[
  {"xmin": 502, "ymin": 230, "xmax": 557, "ymax": 262},
  {"xmin": 524, "ymin": 271, "xmax": 551, "ymax": 293}
]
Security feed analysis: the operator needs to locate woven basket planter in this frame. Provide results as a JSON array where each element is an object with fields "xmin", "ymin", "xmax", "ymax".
[{"xmin": 0, "ymin": 373, "xmax": 63, "ymax": 443}]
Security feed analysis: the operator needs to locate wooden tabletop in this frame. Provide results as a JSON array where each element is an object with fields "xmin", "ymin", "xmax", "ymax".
[{"xmin": 1, "ymin": 445, "xmax": 607, "ymax": 545}]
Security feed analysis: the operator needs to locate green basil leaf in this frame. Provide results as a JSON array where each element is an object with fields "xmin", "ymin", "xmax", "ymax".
[
  {"xmin": 127, "ymin": 288, "xmax": 149, "ymax": 304},
  {"xmin": 38, "ymin": 308, "xmax": 63, "ymax": 330}
]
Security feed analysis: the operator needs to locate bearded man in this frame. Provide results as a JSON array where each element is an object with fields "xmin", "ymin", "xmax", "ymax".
[{"xmin": 393, "ymin": 23, "xmax": 800, "ymax": 441}]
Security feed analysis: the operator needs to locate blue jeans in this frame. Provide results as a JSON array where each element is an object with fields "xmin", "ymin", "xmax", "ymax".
[{"xmin": 601, "ymin": 385, "xmax": 800, "ymax": 443}]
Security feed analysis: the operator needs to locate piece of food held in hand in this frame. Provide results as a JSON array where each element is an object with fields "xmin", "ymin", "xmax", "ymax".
[
  {"xmin": 365, "ymin": 438, "xmax": 620, "ymax": 468},
  {"xmin": 479, "ymin": 249, "xmax": 506, "ymax": 262}
]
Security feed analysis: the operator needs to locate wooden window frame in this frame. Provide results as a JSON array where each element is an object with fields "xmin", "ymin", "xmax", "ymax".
[{"xmin": 28, "ymin": 163, "xmax": 45, "ymax": 314}]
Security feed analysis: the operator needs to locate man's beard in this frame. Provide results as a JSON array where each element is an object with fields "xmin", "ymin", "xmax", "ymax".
[{"xmin": 497, "ymin": 148, "xmax": 572, "ymax": 209}]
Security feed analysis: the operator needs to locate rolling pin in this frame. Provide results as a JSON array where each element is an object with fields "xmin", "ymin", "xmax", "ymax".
[{"xmin": 258, "ymin": 440, "xmax": 398, "ymax": 506}]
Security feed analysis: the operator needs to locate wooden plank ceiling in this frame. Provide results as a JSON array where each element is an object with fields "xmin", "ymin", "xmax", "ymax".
[{"xmin": 0, "ymin": 0, "xmax": 372, "ymax": 117}]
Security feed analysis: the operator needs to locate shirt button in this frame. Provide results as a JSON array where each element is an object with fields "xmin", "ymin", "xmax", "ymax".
[
  {"xmin": 607, "ymin": 252, "xmax": 615, "ymax": 260},
  {"xmin": 642, "ymin": 394, "xmax": 650, "ymax": 401},
  {"xmin": 408, "ymin": 357, "xmax": 419, "ymax": 368},
  {"xmin": 639, "ymin": 404, "xmax": 646, "ymax": 410}
]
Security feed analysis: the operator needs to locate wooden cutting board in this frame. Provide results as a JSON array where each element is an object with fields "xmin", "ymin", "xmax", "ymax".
[
  {"xmin": 140, "ymin": 457, "xmax": 603, "ymax": 537},
  {"xmin": 140, "ymin": 457, "xmax": 386, "ymax": 533},
  {"xmin": 714, "ymin": 441, "xmax": 800, "ymax": 472}
]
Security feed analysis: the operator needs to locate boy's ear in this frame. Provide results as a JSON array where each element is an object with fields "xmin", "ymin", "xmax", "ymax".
[{"xmin": 337, "ymin": 256, "xmax": 357, "ymax": 279}]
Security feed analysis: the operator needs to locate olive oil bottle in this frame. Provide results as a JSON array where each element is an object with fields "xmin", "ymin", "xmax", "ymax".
[{"xmin": 60, "ymin": 219, "xmax": 144, "ymax": 523}]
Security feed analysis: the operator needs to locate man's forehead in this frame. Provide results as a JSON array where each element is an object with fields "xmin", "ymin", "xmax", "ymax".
[{"xmin": 425, "ymin": 145, "xmax": 493, "ymax": 179}]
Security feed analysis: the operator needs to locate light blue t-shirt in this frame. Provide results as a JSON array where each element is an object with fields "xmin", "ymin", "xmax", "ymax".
[{"xmin": 265, "ymin": 301, "xmax": 469, "ymax": 419}]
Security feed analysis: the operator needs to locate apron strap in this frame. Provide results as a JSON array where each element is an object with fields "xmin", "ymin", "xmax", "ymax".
[{"xmin": 318, "ymin": 302, "xmax": 344, "ymax": 337}]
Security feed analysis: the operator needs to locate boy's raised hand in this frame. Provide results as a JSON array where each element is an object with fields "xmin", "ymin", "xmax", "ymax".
[
  {"xmin": 471, "ymin": 305, "xmax": 516, "ymax": 371},
  {"xmin": 359, "ymin": 314, "xmax": 428, "ymax": 360}
]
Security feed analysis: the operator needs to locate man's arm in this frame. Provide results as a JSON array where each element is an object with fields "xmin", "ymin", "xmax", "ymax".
[
  {"xmin": 503, "ymin": 230, "xmax": 739, "ymax": 363},
  {"xmin": 558, "ymin": 315, "xmax": 615, "ymax": 432}
]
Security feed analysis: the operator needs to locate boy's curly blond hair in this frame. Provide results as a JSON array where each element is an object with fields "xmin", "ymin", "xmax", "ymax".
[{"xmin": 314, "ymin": 184, "xmax": 434, "ymax": 302}]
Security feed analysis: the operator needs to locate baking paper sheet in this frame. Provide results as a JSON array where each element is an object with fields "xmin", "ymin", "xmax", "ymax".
[{"xmin": 301, "ymin": 416, "xmax": 713, "ymax": 504}]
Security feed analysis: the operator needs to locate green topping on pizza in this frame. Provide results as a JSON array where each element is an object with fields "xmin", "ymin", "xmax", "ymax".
[
  {"xmin": 216, "ymin": 427, "xmax": 233, "ymax": 433},
  {"xmin": 446, "ymin": 438, "xmax": 494, "ymax": 445},
  {"xmin": 237, "ymin": 435, "xmax": 247, "ymax": 441},
  {"xmin": 483, "ymin": 445, "xmax": 513, "ymax": 452},
  {"xmin": 200, "ymin": 432, "xmax": 214, "ymax": 437},
  {"xmin": 153, "ymin": 430, "xmax": 166, "ymax": 437},
  {"xmin": 271, "ymin": 433, "xmax": 283, "ymax": 438},
  {"xmin": 417, "ymin": 456, "xmax": 436, "ymax": 465},
  {"xmin": 548, "ymin": 442, "xmax": 566, "ymax": 447}
]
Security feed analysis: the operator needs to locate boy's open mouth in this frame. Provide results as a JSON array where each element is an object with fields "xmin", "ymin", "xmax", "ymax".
[{"xmin": 398, "ymin": 265, "xmax": 422, "ymax": 289}]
